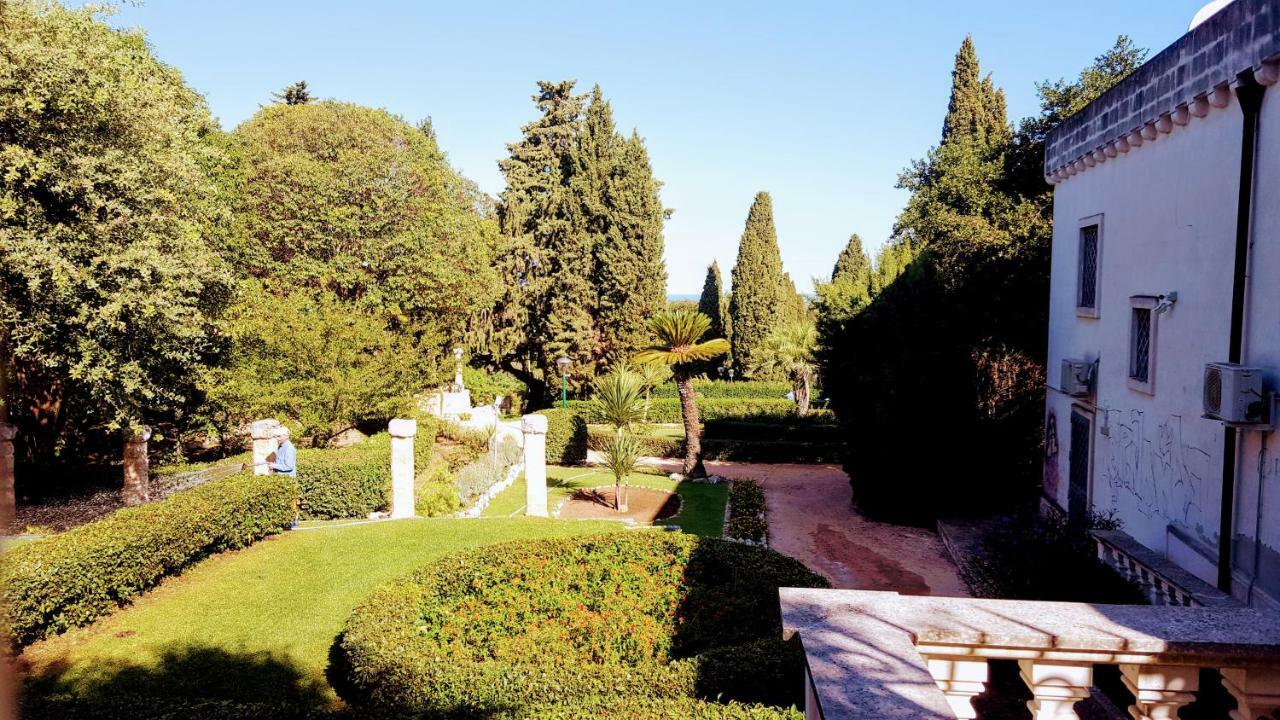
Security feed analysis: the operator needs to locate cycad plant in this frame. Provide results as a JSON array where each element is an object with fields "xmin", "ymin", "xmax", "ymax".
[
  {"xmin": 634, "ymin": 310, "xmax": 730, "ymax": 478},
  {"xmin": 750, "ymin": 321, "xmax": 818, "ymax": 416},
  {"xmin": 590, "ymin": 369, "xmax": 647, "ymax": 511}
]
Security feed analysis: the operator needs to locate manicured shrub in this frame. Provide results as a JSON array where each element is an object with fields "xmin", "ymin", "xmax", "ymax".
[
  {"xmin": 703, "ymin": 419, "xmax": 841, "ymax": 442},
  {"xmin": 415, "ymin": 465, "xmax": 461, "ymax": 518},
  {"xmin": 726, "ymin": 479, "xmax": 768, "ymax": 544},
  {"xmin": 461, "ymin": 366, "xmax": 529, "ymax": 414},
  {"xmin": 651, "ymin": 379, "xmax": 792, "ymax": 400},
  {"xmin": 570, "ymin": 398, "xmax": 811, "ymax": 424},
  {"xmin": 537, "ymin": 408, "xmax": 589, "ymax": 465},
  {"xmin": 295, "ymin": 437, "xmax": 389, "ymax": 520},
  {"xmin": 338, "ymin": 533, "xmax": 828, "ymax": 716},
  {"xmin": 701, "ymin": 439, "xmax": 843, "ymax": 464},
  {"xmin": 505, "ymin": 697, "xmax": 803, "ymax": 719},
  {"xmin": 587, "ymin": 426, "xmax": 683, "ymax": 458},
  {"xmin": 0, "ymin": 473, "xmax": 297, "ymax": 648}
]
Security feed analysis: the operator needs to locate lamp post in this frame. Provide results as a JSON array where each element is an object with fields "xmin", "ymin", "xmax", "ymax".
[{"xmin": 556, "ymin": 357, "xmax": 571, "ymax": 409}]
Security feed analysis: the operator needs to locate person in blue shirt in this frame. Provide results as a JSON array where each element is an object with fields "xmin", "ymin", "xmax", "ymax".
[{"xmin": 270, "ymin": 427, "xmax": 297, "ymax": 477}]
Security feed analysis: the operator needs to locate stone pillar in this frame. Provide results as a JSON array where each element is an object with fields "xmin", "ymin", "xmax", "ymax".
[
  {"xmin": 0, "ymin": 423, "xmax": 16, "ymax": 532},
  {"xmin": 122, "ymin": 426, "xmax": 152, "ymax": 506},
  {"xmin": 388, "ymin": 418, "xmax": 417, "ymax": 519},
  {"xmin": 1018, "ymin": 660, "xmax": 1092, "ymax": 720},
  {"xmin": 251, "ymin": 419, "xmax": 282, "ymax": 476},
  {"xmin": 923, "ymin": 655, "xmax": 988, "ymax": 719},
  {"xmin": 1219, "ymin": 667, "xmax": 1280, "ymax": 720},
  {"xmin": 1119, "ymin": 664, "xmax": 1199, "ymax": 720},
  {"xmin": 522, "ymin": 414, "xmax": 547, "ymax": 517}
]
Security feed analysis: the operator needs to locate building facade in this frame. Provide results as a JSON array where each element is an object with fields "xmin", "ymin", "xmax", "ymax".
[{"xmin": 1043, "ymin": 0, "xmax": 1280, "ymax": 609}]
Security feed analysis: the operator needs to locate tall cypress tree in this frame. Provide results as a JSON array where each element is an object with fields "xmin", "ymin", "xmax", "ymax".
[
  {"xmin": 494, "ymin": 80, "xmax": 586, "ymax": 396},
  {"xmin": 941, "ymin": 36, "xmax": 1008, "ymax": 146},
  {"xmin": 779, "ymin": 272, "xmax": 808, "ymax": 324},
  {"xmin": 697, "ymin": 261, "xmax": 728, "ymax": 341},
  {"xmin": 729, "ymin": 192, "xmax": 784, "ymax": 377},
  {"xmin": 832, "ymin": 233, "xmax": 872, "ymax": 286}
]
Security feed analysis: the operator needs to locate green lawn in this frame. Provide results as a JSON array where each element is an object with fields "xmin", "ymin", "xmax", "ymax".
[
  {"xmin": 481, "ymin": 465, "xmax": 727, "ymax": 537},
  {"xmin": 20, "ymin": 517, "xmax": 624, "ymax": 709}
]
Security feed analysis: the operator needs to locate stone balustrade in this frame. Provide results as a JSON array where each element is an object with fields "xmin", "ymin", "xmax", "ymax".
[{"xmin": 780, "ymin": 588, "xmax": 1280, "ymax": 720}]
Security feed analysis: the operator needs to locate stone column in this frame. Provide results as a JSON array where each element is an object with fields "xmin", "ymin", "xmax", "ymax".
[
  {"xmin": 122, "ymin": 426, "xmax": 152, "ymax": 506},
  {"xmin": 923, "ymin": 655, "xmax": 988, "ymax": 719},
  {"xmin": 1018, "ymin": 660, "xmax": 1092, "ymax": 720},
  {"xmin": 251, "ymin": 419, "xmax": 282, "ymax": 476},
  {"xmin": 1119, "ymin": 664, "xmax": 1199, "ymax": 720},
  {"xmin": 522, "ymin": 414, "xmax": 547, "ymax": 517},
  {"xmin": 0, "ymin": 423, "xmax": 16, "ymax": 532},
  {"xmin": 388, "ymin": 418, "xmax": 417, "ymax": 519},
  {"xmin": 1221, "ymin": 667, "xmax": 1280, "ymax": 720}
]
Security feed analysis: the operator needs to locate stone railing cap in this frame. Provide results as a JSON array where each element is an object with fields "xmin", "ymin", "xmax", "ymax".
[
  {"xmin": 388, "ymin": 418, "xmax": 417, "ymax": 438},
  {"xmin": 521, "ymin": 414, "xmax": 548, "ymax": 434}
]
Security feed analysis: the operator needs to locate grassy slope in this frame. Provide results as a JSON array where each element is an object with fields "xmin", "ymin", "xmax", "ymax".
[
  {"xmin": 19, "ymin": 517, "xmax": 624, "ymax": 708},
  {"xmin": 482, "ymin": 465, "xmax": 727, "ymax": 537}
]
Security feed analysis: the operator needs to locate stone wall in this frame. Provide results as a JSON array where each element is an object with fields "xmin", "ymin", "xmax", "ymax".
[{"xmin": 1045, "ymin": 0, "xmax": 1280, "ymax": 176}]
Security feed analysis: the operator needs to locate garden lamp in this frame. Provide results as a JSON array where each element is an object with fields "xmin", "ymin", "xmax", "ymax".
[{"xmin": 556, "ymin": 357, "xmax": 571, "ymax": 409}]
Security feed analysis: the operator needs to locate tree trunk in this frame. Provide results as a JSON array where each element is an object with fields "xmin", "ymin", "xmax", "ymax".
[
  {"xmin": 795, "ymin": 372, "xmax": 811, "ymax": 417},
  {"xmin": 676, "ymin": 370, "xmax": 705, "ymax": 477},
  {"xmin": 616, "ymin": 479, "xmax": 628, "ymax": 513}
]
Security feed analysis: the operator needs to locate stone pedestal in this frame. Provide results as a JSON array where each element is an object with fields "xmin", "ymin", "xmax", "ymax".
[
  {"xmin": 522, "ymin": 414, "xmax": 547, "ymax": 517},
  {"xmin": 251, "ymin": 419, "xmax": 282, "ymax": 476},
  {"xmin": 1220, "ymin": 667, "xmax": 1280, "ymax": 720},
  {"xmin": 122, "ymin": 426, "xmax": 152, "ymax": 506},
  {"xmin": 388, "ymin": 418, "xmax": 417, "ymax": 519},
  {"xmin": 0, "ymin": 423, "xmax": 16, "ymax": 532},
  {"xmin": 1018, "ymin": 660, "xmax": 1092, "ymax": 720}
]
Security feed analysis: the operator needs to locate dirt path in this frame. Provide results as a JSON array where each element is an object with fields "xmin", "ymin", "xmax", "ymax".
[{"xmin": 644, "ymin": 458, "xmax": 970, "ymax": 596}]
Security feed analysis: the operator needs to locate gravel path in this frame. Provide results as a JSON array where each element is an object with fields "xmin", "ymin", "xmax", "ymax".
[{"xmin": 644, "ymin": 458, "xmax": 970, "ymax": 596}]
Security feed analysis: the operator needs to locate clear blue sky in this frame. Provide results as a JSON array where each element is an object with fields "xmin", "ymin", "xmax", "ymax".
[{"xmin": 98, "ymin": 0, "xmax": 1207, "ymax": 294}]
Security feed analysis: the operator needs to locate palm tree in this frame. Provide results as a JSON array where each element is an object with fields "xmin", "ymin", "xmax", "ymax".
[
  {"xmin": 634, "ymin": 310, "xmax": 729, "ymax": 478},
  {"xmin": 750, "ymin": 321, "xmax": 818, "ymax": 416},
  {"xmin": 590, "ymin": 369, "xmax": 646, "ymax": 510}
]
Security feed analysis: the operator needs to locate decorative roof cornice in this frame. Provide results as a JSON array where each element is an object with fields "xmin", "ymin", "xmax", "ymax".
[{"xmin": 1045, "ymin": 0, "xmax": 1280, "ymax": 184}]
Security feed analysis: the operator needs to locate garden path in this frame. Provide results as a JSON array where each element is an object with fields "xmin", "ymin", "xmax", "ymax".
[{"xmin": 645, "ymin": 459, "xmax": 971, "ymax": 597}]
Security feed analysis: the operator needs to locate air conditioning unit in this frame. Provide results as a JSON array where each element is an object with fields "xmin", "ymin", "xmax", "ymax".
[
  {"xmin": 1061, "ymin": 358, "xmax": 1093, "ymax": 397},
  {"xmin": 1203, "ymin": 363, "xmax": 1266, "ymax": 424}
]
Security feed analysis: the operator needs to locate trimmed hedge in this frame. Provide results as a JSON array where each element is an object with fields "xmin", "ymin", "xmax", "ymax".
[
  {"xmin": 339, "ymin": 533, "xmax": 828, "ymax": 716},
  {"xmin": 650, "ymin": 379, "xmax": 793, "ymax": 400},
  {"xmin": 0, "ymin": 472, "xmax": 297, "ymax": 648},
  {"xmin": 701, "ymin": 439, "xmax": 843, "ymax": 464},
  {"xmin": 587, "ymin": 426, "xmax": 683, "ymax": 458},
  {"xmin": 569, "ymin": 398, "xmax": 815, "ymax": 424},
  {"xmin": 703, "ymin": 419, "xmax": 841, "ymax": 442},
  {"xmin": 537, "ymin": 408, "xmax": 589, "ymax": 465},
  {"xmin": 296, "ymin": 431, "xmax": 437, "ymax": 519},
  {"xmin": 504, "ymin": 697, "xmax": 803, "ymax": 719}
]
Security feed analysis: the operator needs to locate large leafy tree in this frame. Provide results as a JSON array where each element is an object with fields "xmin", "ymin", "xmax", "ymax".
[
  {"xmin": 231, "ymin": 100, "xmax": 501, "ymax": 334},
  {"xmin": 634, "ymin": 310, "xmax": 729, "ymax": 478},
  {"xmin": 0, "ymin": 1, "xmax": 233, "ymax": 461},
  {"xmin": 728, "ymin": 192, "xmax": 785, "ymax": 377}
]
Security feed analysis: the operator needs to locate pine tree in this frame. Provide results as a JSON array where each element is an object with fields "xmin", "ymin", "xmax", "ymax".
[
  {"xmin": 494, "ymin": 81, "xmax": 586, "ymax": 397},
  {"xmin": 941, "ymin": 37, "xmax": 1007, "ymax": 146},
  {"xmin": 833, "ymin": 233, "xmax": 872, "ymax": 286},
  {"xmin": 729, "ymin": 192, "xmax": 785, "ymax": 377},
  {"xmin": 273, "ymin": 81, "xmax": 311, "ymax": 106},
  {"xmin": 697, "ymin": 262, "xmax": 728, "ymax": 341}
]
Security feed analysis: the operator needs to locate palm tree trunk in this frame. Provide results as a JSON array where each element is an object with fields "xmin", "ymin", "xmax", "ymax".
[
  {"xmin": 676, "ymin": 370, "xmax": 705, "ymax": 477},
  {"xmin": 618, "ymin": 478, "xmax": 628, "ymax": 513},
  {"xmin": 795, "ymin": 372, "xmax": 811, "ymax": 417}
]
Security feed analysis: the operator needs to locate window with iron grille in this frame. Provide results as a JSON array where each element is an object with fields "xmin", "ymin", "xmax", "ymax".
[
  {"xmin": 1128, "ymin": 296, "xmax": 1158, "ymax": 394},
  {"xmin": 1078, "ymin": 224, "xmax": 1099, "ymax": 310}
]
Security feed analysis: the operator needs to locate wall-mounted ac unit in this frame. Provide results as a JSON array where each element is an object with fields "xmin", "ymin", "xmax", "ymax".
[
  {"xmin": 1203, "ymin": 362, "xmax": 1266, "ymax": 424},
  {"xmin": 1061, "ymin": 358, "xmax": 1093, "ymax": 397}
]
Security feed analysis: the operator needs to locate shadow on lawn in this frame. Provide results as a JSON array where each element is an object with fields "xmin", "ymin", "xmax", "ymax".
[{"xmin": 20, "ymin": 643, "xmax": 332, "ymax": 719}]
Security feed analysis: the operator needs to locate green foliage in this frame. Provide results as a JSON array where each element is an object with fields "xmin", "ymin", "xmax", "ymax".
[
  {"xmin": 650, "ymin": 380, "xmax": 792, "ymax": 399},
  {"xmin": 820, "ymin": 36, "xmax": 1142, "ymax": 521},
  {"xmin": 600, "ymin": 428, "xmax": 643, "ymax": 494},
  {"xmin": 701, "ymin": 440, "xmax": 841, "ymax": 464},
  {"xmin": 294, "ymin": 432, "xmax": 436, "ymax": 519},
  {"xmin": 0, "ymin": 472, "xmax": 297, "ymax": 647},
  {"xmin": 537, "ymin": 408, "xmax": 590, "ymax": 465},
  {"xmin": 569, "ymin": 398, "xmax": 820, "ymax": 424},
  {"xmin": 453, "ymin": 439, "xmax": 521, "ymax": 507},
  {"xmin": 703, "ymin": 419, "xmax": 841, "ymax": 443},
  {"xmin": 337, "ymin": 533, "xmax": 829, "ymax": 715},
  {"xmin": 749, "ymin": 322, "xmax": 818, "ymax": 414},
  {"xmin": 486, "ymin": 82, "xmax": 666, "ymax": 397},
  {"xmin": 0, "ymin": 1, "xmax": 234, "ymax": 448},
  {"xmin": 831, "ymin": 233, "xmax": 873, "ymax": 286},
  {"xmin": 415, "ymin": 465, "xmax": 461, "ymax": 518},
  {"xmin": 272, "ymin": 80, "xmax": 311, "ymax": 105},
  {"xmin": 204, "ymin": 285, "xmax": 426, "ymax": 442},
  {"xmin": 728, "ymin": 193, "xmax": 785, "ymax": 377},
  {"xmin": 590, "ymin": 368, "xmax": 648, "ymax": 430},
  {"xmin": 587, "ymin": 426, "xmax": 683, "ymax": 459},
  {"xmin": 231, "ymin": 100, "xmax": 500, "ymax": 332},
  {"xmin": 460, "ymin": 366, "xmax": 528, "ymax": 413},
  {"xmin": 634, "ymin": 310, "xmax": 731, "ymax": 368},
  {"xmin": 505, "ymin": 697, "xmax": 802, "ymax": 720},
  {"xmin": 697, "ymin": 262, "xmax": 730, "ymax": 344}
]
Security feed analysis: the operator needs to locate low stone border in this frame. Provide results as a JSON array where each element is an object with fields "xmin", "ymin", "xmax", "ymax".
[{"xmin": 455, "ymin": 462, "xmax": 523, "ymax": 518}]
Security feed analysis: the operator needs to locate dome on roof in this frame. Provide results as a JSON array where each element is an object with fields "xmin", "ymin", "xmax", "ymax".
[{"xmin": 1190, "ymin": 0, "xmax": 1234, "ymax": 30}]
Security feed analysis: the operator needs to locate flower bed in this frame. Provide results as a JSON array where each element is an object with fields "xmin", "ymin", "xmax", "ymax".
[
  {"xmin": 338, "ymin": 533, "xmax": 828, "ymax": 716},
  {"xmin": 724, "ymin": 479, "xmax": 768, "ymax": 546}
]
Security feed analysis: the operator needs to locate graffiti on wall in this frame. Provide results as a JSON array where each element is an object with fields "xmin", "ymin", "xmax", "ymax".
[
  {"xmin": 1099, "ymin": 409, "xmax": 1216, "ymax": 541},
  {"xmin": 1043, "ymin": 410, "xmax": 1060, "ymax": 500}
]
